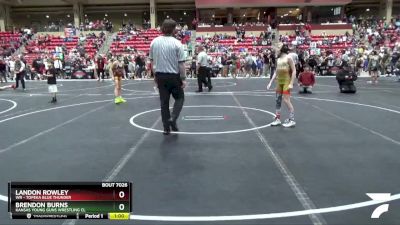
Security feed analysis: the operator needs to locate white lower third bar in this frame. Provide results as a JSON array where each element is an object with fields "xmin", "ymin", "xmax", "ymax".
[{"xmin": 182, "ymin": 116, "xmax": 225, "ymax": 121}]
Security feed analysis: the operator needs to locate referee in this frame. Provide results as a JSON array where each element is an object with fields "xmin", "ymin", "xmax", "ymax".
[
  {"xmin": 196, "ymin": 46, "xmax": 212, "ymax": 92},
  {"xmin": 150, "ymin": 19, "xmax": 186, "ymax": 135}
]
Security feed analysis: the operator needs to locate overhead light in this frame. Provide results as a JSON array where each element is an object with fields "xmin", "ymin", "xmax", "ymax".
[
  {"xmin": 124, "ymin": 13, "xmax": 127, "ymax": 17},
  {"xmin": 212, "ymin": 14, "xmax": 215, "ymax": 18},
  {"xmin": 45, "ymin": 15, "xmax": 49, "ymax": 18},
  {"xmin": 284, "ymin": 14, "xmax": 288, "ymax": 16},
  {"xmin": 184, "ymin": 11, "xmax": 187, "ymax": 15},
  {"xmin": 296, "ymin": 8, "xmax": 300, "ymax": 11},
  {"xmin": 281, "ymin": 16, "xmax": 284, "ymax": 18},
  {"xmin": 366, "ymin": 8, "xmax": 370, "ymax": 12},
  {"xmin": 166, "ymin": 15, "xmax": 170, "ymax": 18},
  {"xmin": 243, "ymin": 14, "xmax": 246, "ymax": 17},
  {"xmin": 84, "ymin": 14, "xmax": 87, "ymax": 17},
  {"xmin": 289, "ymin": 11, "xmax": 292, "ymax": 13},
  {"xmin": 67, "ymin": 14, "xmax": 70, "ymax": 18},
  {"xmin": 105, "ymin": 13, "xmax": 108, "ymax": 17},
  {"xmin": 264, "ymin": 11, "xmax": 266, "ymax": 14}
]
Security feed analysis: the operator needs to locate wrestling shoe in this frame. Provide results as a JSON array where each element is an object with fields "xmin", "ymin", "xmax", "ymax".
[
  {"xmin": 270, "ymin": 117, "xmax": 282, "ymax": 126},
  {"xmin": 282, "ymin": 119, "xmax": 296, "ymax": 128},
  {"xmin": 114, "ymin": 97, "xmax": 122, "ymax": 104},
  {"xmin": 119, "ymin": 97, "xmax": 127, "ymax": 103}
]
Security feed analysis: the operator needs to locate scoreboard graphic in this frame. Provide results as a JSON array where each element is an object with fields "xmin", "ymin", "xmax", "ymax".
[{"xmin": 8, "ymin": 182, "xmax": 132, "ymax": 220}]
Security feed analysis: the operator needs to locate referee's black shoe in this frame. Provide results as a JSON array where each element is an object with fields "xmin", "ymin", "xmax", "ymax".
[
  {"xmin": 169, "ymin": 120, "xmax": 179, "ymax": 132},
  {"xmin": 163, "ymin": 127, "xmax": 171, "ymax": 135},
  {"xmin": 208, "ymin": 86, "xmax": 213, "ymax": 92}
]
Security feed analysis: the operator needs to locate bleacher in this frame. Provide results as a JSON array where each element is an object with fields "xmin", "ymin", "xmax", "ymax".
[
  {"xmin": 0, "ymin": 32, "xmax": 22, "ymax": 56},
  {"xmin": 23, "ymin": 34, "xmax": 105, "ymax": 64},
  {"xmin": 110, "ymin": 29, "xmax": 162, "ymax": 54},
  {"xmin": 84, "ymin": 35, "xmax": 105, "ymax": 58},
  {"xmin": 110, "ymin": 29, "xmax": 192, "ymax": 55},
  {"xmin": 24, "ymin": 36, "xmax": 79, "ymax": 64},
  {"xmin": 291, "ymin": 32, "xmax": 400, "ymax": 53},
  {"xmin": 196, "ymin": 36, "xmax": 271, "ymax": 57},
  {"xmin": 290, "ymin": 35, "xmax": 353, "ymax": 55}
]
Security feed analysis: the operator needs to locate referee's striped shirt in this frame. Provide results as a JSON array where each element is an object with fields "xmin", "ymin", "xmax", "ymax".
[{"xmin": 149, "ymin": 36, "xmax": 186, "ymax": 74}]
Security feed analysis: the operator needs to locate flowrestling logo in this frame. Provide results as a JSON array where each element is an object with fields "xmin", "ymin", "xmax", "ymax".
[{"xmin": 366, "ymin": 193, "xmax": 392, "ymax": 219}]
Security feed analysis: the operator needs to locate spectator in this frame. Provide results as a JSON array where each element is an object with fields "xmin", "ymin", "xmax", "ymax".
[
  {"xmin": 53, "ymin": 56, "xmax": 63, "ymax": 79},
  {"xmin": 298, "ymin": 66, "xmax": 316, "ymax": 94},
  {"xmin": 135, "ymin": 54, "xmax": 145, "ymax": 79},
  {"xmin": 8, "ymin": 57, "xmax": 15, "ymax": 80},
  {"xmin": 43, "ymin": 63, "xmax": 58, "ymax": 103},
  {"xmin": 14, "ymin": 57, "xmax": 26, "ymax": 90},
  {"xmin": 0, "ymin": 58, "xmax": 7, "ymax": 83},
  {"xmin": 368, "ymin": 50, "xmax": 380, "ymax": 84},
  {"xmin": 96, "ymin": 55, "xmax": 106, "ymax": 81}
]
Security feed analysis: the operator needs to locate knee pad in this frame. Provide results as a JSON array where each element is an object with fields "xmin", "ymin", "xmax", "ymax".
[{"xmin": 276, "ymin": 93, "xmax": 283, "ymax": 109}]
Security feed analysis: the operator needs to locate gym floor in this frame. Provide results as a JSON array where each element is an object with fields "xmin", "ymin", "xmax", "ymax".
[{"xmin": 0, "ymin": 77, "xmax": 399, "ymax": 225}]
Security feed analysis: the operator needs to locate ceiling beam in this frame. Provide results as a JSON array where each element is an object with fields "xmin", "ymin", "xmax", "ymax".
[
  {"xmin": 61, "ymin": 0, "xmax": 88, "ymax": 4},
  {"xmin": 0, "ymin": 0, "xmax": 15, "ymax": 5}
]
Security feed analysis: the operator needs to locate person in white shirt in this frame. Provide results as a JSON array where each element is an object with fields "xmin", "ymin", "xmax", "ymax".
[
  {"xmin": 196, "ymin": 46, "xmax": 212, "ymax": 92},
  {"xmin": 149, "ymin": 19, "xmax": 186, "ymax": 135},
  {"xmin": 53, "ymin": 57, "xmax": 63, "ymax": 79},
  {"xmin": 8, "ymin": 58, "xmax": 15, "ymax": 80},
  {"xmin": 14, "ymin": 57, "xmax": 26, "ymax": 90},
  {"xmin": 288, "ymin": 50, "xmax": 299, "ymax": 77}
]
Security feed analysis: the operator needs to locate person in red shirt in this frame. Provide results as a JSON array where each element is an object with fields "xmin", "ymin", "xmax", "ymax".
[
  {"xmin": 298, "ymin": 66, "xmax": 315, "ymax": 94},
  {"xmin": 306, "ymin": 23, "xmax": 312, "ymax": 34},
  {"xmin": 96, "ymin": 55, "xmax": 106, "ymax": 81},
  {"xmin": 192, "ymin": 18, "xmax": 198, "ymax": 29}
]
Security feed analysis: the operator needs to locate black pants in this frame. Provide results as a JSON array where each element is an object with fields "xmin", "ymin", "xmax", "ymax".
[
  {"xmin": 98, "ymin": 69, "xmax": 105, "ymax": 79},
  {"xmin": 124, "ymin": 65, "xmax": 129, "ymax": 78},
  {"xmin": 56, "ymin": 68, "xmax": 63, "ymax": 78},
  {"xmin": 15, "ymin": 72, "xmax": 25, "ymax": 89},
  {"xmin": 156, "ymin": 73, "xmax": 185, "ymax": 129},
  {"xmin": 198, "ymin": 66, "xmax": 212, "ymax": 91},
  {"xmin": 136, "ymin": 66, "xmax": 144, "ymax": 78},
  {"xmin": 270, "ymin": 67, "xmax": 276, "ymax": 79},
  {"xmin": 0, "ymin": 71, "xmax": 7, "ymax": 82}
]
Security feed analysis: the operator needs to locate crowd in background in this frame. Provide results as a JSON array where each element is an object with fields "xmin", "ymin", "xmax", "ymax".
[
  {"xmin": 1, "ymin": 15, "xmax": 400, "ymax": 85},
  {"xmin": 191, "ymin": 17, "xmax": 400, "ymax": 81},
  {"xmin": 39, "ymin": 19, "xmax": 114, "ymax": 33}
]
